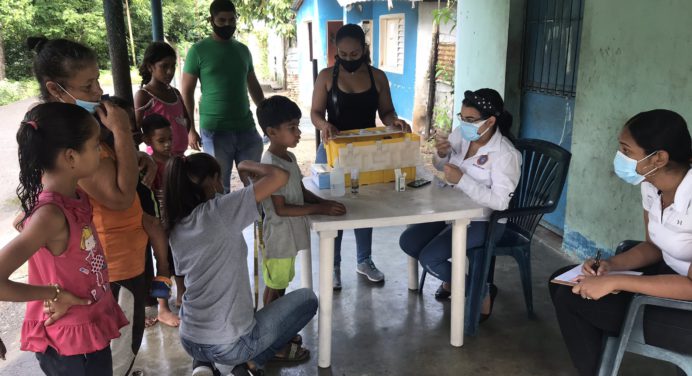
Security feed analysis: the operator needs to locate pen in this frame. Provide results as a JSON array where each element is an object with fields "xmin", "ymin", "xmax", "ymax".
[{"xmin": 592, "ymin": 250, "xmax": 602, "ymax": 273}]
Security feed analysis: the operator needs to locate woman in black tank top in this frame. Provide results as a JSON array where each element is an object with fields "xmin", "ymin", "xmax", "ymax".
[{"xmin": 310, "ymin": 24, "xmax": 411, "ymax": 290}]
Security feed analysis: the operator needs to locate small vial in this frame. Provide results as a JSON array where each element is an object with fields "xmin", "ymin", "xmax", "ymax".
[{"xmin": 350, "ymin": 168, "xmax": 360, "ymax": 194}]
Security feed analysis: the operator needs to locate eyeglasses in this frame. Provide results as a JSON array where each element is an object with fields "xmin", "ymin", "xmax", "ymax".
[{"xmin": 456, "ymin": 113, "xmax": 485, "ymax": 123}]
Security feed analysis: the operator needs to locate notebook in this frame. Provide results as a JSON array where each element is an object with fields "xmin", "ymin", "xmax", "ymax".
[{"xmin": 550, "ymin": 264, "xmax": 642, "ymax": 287}]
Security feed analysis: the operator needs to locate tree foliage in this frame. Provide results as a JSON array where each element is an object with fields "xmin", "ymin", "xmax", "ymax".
[{"xmin": 0, "ymin": 0, "xmax": 296, "ymax": 80}]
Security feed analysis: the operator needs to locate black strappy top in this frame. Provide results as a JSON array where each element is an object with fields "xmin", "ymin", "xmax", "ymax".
[{"xmin": 326, "ymin": 63, "xmax": 379, "ymax": 132}]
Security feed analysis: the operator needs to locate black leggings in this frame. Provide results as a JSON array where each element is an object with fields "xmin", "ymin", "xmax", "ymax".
[
  {"xmin": 36, "ymin": 346, "xmax": 112, "ymax": 376},
  {"xmin": 549, "ymin": 262, "xmax": 692, "ymax": 376}
]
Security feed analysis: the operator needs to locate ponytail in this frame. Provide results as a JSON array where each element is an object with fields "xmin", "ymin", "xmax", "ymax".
[
  {"xmin": 16, "ymin": 103, "xmax": 95, "ymax": 229},
  {"xmin": 495, "ymin": 110, "xmax": 513, "ymax": 139},
  {"xmin": 163, "ymin": 153, "xmax": 221, "ymax": 233}
]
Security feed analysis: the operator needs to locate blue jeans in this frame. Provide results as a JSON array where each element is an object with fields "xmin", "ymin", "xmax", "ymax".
[
  {"xmin": 180, "ymin": 288, "xmax": 318, "ymax": 368},
  {"xmin": 201, "ymin": 128, "xmax": 263, "ymax": 193},
  {"xmin": 316, "ymin": 143, "xmax": 373, "ymax": 266},
  {"xmin": 399, "ymin": 221, "xmax": 505, "ymax": 289}
]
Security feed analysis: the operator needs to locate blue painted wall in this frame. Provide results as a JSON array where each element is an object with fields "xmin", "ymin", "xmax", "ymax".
[
  {"xmin": 345, "ymin": 2, "xmax": 372, "ymax": 24},
  {"xmin": 518, "ymin": 92, "xmax": 574, "ymax": 232},
  {"xmin": 298, "ymin": 0, "xmax": 419, "ymax": 121},
  {"xmin": 295, "ymin": 0, "xmax": 342, "ymax": 71},
  {"xmin": 369, "ymin": 2, "xmax": 418, "ymax": 121}
]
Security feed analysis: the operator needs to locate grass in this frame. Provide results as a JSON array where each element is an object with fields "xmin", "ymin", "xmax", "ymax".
[
  {"xmin": 0, "ymin": 69, "xmax": 141, "ymax": 106},
  {"xmin": 0, "ymin": 79, "xmax": 39, "ymax": 106},
  {"xmin": 99, "ymin": 69, "xmax": 141, "ymax": 89}
]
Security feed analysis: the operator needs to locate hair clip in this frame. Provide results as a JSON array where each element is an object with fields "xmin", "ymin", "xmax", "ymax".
[{"xmin": 24, "ymin": 120, "xmax": 38, "ymax": 130}]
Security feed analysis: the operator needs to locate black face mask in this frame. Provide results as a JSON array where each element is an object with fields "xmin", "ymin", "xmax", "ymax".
[
  {"xmin": 338, "ymin": 56, "xmax": 365, "ymax": 73},
  {"xmin": 213, "ymin": 23, "xmax": 235, "ymax": 40}
]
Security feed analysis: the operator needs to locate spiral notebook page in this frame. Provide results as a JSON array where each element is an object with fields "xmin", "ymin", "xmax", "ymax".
[{"xmin": 551, "ymin": 264, "xmax": 642, "ymax": 286}]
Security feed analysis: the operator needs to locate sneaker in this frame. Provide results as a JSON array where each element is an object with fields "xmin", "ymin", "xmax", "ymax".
[
  {"xmin": 333, "ymin": 267, "xmax": 342, "ymax": 290},
  {"xmin": 192, "ymin": 360, "xmax": 220, "ymax": 376},
  {"xmin": 231, "ymin": 364, "xmax": 265, "ymax": 376},
  {"xmin": 356, "ymin": 258, "xmax": 385, "ymax": 282}
]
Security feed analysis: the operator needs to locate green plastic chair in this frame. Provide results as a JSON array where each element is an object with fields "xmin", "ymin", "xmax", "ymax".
[{"xmin": 419, "ymin": 138, "xmax": 571, "ymax": 334}]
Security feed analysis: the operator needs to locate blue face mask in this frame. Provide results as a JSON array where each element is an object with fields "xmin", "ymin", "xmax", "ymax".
[
  {"xmin": 613, "ymin": 150, "xmax": 658, "ymax": 185},
  {"xmin": 55, "ymin": 83, "xmax": 100, "ymax": 114},
  {"xmin": 460, "ymin": 119, "xmax": 489, "ymax": 142}
]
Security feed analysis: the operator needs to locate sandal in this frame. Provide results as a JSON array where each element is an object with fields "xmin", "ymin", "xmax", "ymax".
[
  {"xmin": 231, "ymin": 363, "xmax": 264, "ymax": 376},
  {"xmin": 479, "ymin": 284, "xmax": 498, "ymax": 323},
  {"xmin": 270, "ymin": 342, "xmax": 310, "ymax": 363},
  {"xmin": 434, "ymin": 283, "xmax": 451, "ymax": 300}
]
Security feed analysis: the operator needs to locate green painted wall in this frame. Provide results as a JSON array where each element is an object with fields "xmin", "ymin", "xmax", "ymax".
[
  {"xmin": 563, "ymin": 0, "xmax": 692, "ymax": 259},
  {"xmin": 453, "ymin": 0, "xmax": 510, "ymax": 126}
]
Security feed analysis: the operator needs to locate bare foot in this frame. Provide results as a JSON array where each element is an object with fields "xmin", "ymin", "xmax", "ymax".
[
  {"xmin": 158, "ymin": 309, "xmax": 180, "ymax": 327},
  {"xmin": 481, "ymin": 295, "xmax": 491, "ymax": 315}
]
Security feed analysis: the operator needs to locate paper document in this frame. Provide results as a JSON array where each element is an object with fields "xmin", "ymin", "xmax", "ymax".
[{"xmin": 551, "ymin": 264, "xmax": 642, "ymax": 286}]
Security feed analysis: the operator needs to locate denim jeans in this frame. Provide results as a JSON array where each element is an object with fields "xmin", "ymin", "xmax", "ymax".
[
  {"xmin": 201, "ymin": 128, "xmax": 263, "ymax": 193},
  {"xmin": 399, "ymin": 221, "xmax": 505, "ymax": 294},
  {"xmin": 179, "ymin": 288, "xmax": 317, "ymax": 368},
  {"xmin": 316, "ymin": 143, "xmax": 373, "ymax": 266}
]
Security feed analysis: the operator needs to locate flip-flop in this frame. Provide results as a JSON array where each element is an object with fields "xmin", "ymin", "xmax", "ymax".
[
  {"xmin": 145, "ymin": 316, "xmax": 158, "ymax": 328},
  {"xmin": 269, "ymin": 342, "xmax": 310, "ymax": 363}
]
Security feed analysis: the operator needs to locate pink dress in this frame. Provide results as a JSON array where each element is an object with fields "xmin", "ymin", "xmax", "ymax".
[
  {"xmin": 20, "ymin": 190, "xmax": 128, "ymax": 356},
  {"xmin": 140, "ymin": 88, "xmax": 189, "ymax": 156}
]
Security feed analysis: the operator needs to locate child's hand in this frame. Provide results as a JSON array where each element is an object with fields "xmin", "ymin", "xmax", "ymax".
[
  {"xmin": 44, "ymin": 290, "xmax": 92, "ymax": 326},
  {"xmin": 95, "ymin": 101, "xmax": 131, "ymax": 135},
  {"xmin": 318, "ymin": 201, "xmax": 347, "ymax": 216},
  {"xmin": 137, "ymin": 152, "xmax": 157, "ymax": 187}
]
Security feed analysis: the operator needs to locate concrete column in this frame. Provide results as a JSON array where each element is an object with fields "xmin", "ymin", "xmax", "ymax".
[{"xmin": 452, "ymin": 0, "xmax": 510, "ymax": 126}]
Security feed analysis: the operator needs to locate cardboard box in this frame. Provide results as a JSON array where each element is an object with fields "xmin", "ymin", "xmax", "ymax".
[
  {"xmin": 310, "ymin": 164, "xmax": 331, "ymax": 189},
  {"xmin": 325, "ymin": 127, "xmax": 420, "ymax": 186}
]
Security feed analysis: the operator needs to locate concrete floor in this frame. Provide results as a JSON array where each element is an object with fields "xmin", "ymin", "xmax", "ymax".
[{"xmin": 0, "ymin": 226, "xmax": 680, "ymax": 376}]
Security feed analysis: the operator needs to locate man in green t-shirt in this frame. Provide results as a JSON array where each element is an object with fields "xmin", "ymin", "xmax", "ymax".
[{"xmin": 182, "ymin": 0, "xmax": 265, "ymax": 192}]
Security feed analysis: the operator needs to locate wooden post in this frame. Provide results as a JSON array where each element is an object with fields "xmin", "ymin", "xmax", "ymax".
[{"xmin": 103, "ymin": 0, "xmax": 134, "ymax": 103}]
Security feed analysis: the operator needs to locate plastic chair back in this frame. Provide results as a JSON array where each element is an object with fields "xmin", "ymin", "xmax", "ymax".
[{"xmin": 506, "ymin": 139, "xmax": 571, "ymax": 242}]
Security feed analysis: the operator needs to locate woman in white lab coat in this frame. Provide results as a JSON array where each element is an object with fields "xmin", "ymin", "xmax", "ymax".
[{"xmin": 400, "ymin": 88, "xmax": 521, "ymax": 322}]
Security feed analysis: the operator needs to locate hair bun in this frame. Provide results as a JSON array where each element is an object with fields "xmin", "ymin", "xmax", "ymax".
[{"xmin": 26, "ymin": 37, "xmax": 49, "ymax": 53}]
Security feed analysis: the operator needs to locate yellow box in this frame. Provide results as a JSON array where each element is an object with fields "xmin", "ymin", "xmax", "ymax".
[{"xmin": 325, "ymin": 127, "xmax": 419, "ymax": 186}]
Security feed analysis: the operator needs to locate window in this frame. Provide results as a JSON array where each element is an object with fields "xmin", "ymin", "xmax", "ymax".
[
  {"xmin": 522, "ymin": 0, "xmax": 584, "ymax": 97},
  {"xmin": 379, "ymin": 14, "xmax": 405, "ymax": 74}
]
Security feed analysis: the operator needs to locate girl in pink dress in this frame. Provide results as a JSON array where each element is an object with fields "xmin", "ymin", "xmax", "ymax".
[
  {"xmin": 135, "ymin": 41, "xmax": 192, "ymax": 156},
  {"xmin": 0, "ymin": 102, "xmax": 128, "ymax": 376}
]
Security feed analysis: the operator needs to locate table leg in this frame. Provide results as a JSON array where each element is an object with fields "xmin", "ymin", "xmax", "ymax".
[
  {"xmin": 300, "ymin": 247, "xmax": 313, "ymax": 289},
  {"xmin": 317, "ymin": 230, "xmax": 338, "ymax": 368},
  {"xmin": 450, "ymin": 218, "xmax": 470, "ymax": 347},
  {"xmin": 408, "ymin": 256, "xmax": 419, "ymax": 291}
]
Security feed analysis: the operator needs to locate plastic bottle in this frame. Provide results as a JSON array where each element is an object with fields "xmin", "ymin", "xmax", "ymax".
[{"xmin": 330, "ymin": 164, "xmax": 346, "ymax": 197}]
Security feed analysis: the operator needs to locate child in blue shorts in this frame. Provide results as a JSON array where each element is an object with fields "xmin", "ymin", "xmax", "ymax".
[{"xmin": 256, "ymin": 96, "xmax": 346, "ymax": 306}]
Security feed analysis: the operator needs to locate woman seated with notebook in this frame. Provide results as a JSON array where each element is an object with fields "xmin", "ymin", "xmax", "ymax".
[{"xmin": 549, "ymin": 109, "xmax": 692, "ymax": 376}]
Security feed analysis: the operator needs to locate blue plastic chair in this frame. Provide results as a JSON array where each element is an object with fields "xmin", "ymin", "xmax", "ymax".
[
  {"xmin": 419, "ymin": 139, "xmax": 571, "ymax": 335},
  {"xmin": 598, "ymin": 241, "xmax": 692, "ymax": 376}
]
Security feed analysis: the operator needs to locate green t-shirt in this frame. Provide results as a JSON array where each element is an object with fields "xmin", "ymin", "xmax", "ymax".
[{"xmin": 183, "ymin": 37, "xmax": 255, "ymax": 131}]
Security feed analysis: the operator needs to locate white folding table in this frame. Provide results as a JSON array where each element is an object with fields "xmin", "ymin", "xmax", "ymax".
[{"xmin": 303, "ymin": 178, "xmax": 484, "ymax": 368}]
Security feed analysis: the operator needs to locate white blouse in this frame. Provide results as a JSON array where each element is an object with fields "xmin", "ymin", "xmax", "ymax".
[
  {"xmin": 434, "ymin": 127, "xmax": 521, "ymax": 221},
  {"xmin": 641, "ymin": 167, "xmax": 692, "ymax": 276}
]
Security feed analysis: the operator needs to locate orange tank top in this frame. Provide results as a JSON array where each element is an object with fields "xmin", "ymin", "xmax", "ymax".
[{"xmin": 89, "ymin": 143, "xmax": 148, "ymax": 282}]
